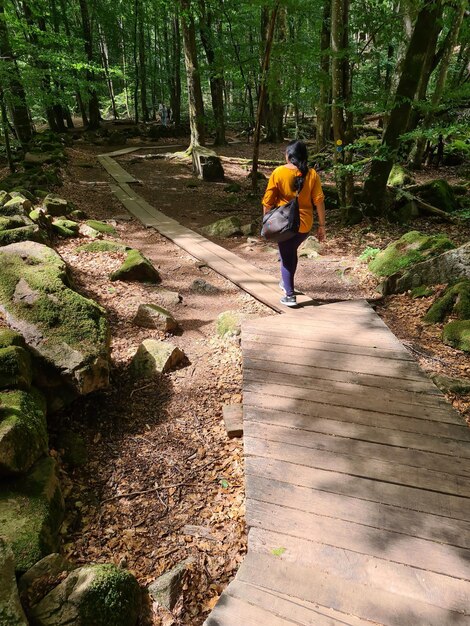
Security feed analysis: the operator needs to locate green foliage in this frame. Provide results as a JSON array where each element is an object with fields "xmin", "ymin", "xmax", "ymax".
[{"xmin": 358, "ymin": 246, "xmax": 380, "ymax": 262}]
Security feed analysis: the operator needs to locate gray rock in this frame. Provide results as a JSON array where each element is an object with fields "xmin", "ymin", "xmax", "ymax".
[
  {"xmin": 151, "ymin": 287, "xmax": 182, "ymax": 308},
  {"xmin": 192, "ymin": 147, "xmax": 224, "ymax": 182},
  {"xmin": 0, "ymin": 538, "xmax": 28, "ymax": 626},
  {"xmin": 203, "ymin": 216, "xmax": 242, "ymax": 238},
  {"xmin": 216, "ymin": 310, "xmax": 249, "ymax": 337},
  {"xmin": 18, "ymin": 553, "xmax": 76, "ymax": 607},
  {"xmin": 43, "ymin": 195, "xmax": 69, "ymax": 217},
  {"xmin": 0, "ymin": 224, "xmax": 42, "ymax": 246},
  {"xmin": 298, "ymin": 235, "xmax": 322, "ymax": 259},
  {"xmin": 30, "ymin": 563, "xmax": 141, "ymax": 626},
  {"xmin": 110, "ymin": 249, "xmax": 161, "ymax": 283},
  {"xmin": 131, "ymin": 339, "xmax": 185, "ymax": 377},
  {"xmin": 241, "ymin": 223, "xmax": 254, "ymax": 236},
  {"xmin": 148, "ymin": 558, "xmax": 194, "ymax": 610},
  {"xmin": 190, "ymin": 279, "xmax": 220, "ymax": 294},
  {"xmin": 432, "ymin": 374, "xmax": 470, "ymax": 395},
  {"xmin": 381, "ymin": 241, "xmax": 470, "ymax": 295},
  {"xmin": 79, "ymin": 223, "xmax": 102, "ymax": 238},
  {"xmin": 133, "ymin": 304, "xmax": 179, "ymax": 332}
]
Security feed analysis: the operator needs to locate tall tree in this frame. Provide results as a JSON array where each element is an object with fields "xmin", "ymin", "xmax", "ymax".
[
  {"xmin": 180, "ymin": 0, "xmax": 205, "ymax": 148},
  {"xmin": 78, "ymin": 0, "xmax": 101, "ymax": 129},
  {"xmin": 363, "ymin": 0, "xmax": 444, "ymax": 215},
  {"xmin": 316, "ymin": 0, "xmax": 331, "ymax": 150},
  {"xmin": 170, "ymin": 11, "xmax": 182, "ymax": 126}
]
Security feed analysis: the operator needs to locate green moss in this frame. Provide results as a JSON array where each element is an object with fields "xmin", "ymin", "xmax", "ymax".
[
  {"xmin": 0, "ymin": 389, "xmax": 48, "ymax": 474},
  {"xmin": 110, "ymin": 249, "xmax": 160, "ymax": 283},
  {"xmin": 216, "ymin": 310, "xmax": 244, "ymax": 337},
  {"xmin": 0, "ymin": 345, "xmax": 32, "ymax": 390},
  {"xmin": 424, "ymin": 281, "xmax": 470, "ymax": 324},
  {"xmin": 52, "ymin": 218, "xmax": 79, "ymax": 238},
  {"xmin": 411, "ymin": 285, "xmax": 434, "ymax": 299},
  {"xmin": 79, "ymin": 564, "xmax": 141, "ymax": 626},
  {"xmin": 0, "ymin": 225, "xmax": 41, "ymax": 246},
  {"xmin": 369, "ymin": 231, "xmax": 455, "ymax": 277},
  {"xmin": 85, "ymin": 220, "xmax": 116, "ymax": 234},
  {"xmin": 387, "ymin": 164, "xmax": 414, "ymax": 187},
  {"xmin": 0, "ymin": 245, "xmax": 109, "ymax": 368},
  {"xmin": 0, "ymin": 216, "xmax": 27, "ymax": 230},
  {"xmin": 77, "ymin": 241, "xmax": 128, "ymax": 253},
  {"xmin": 0, "ymin": 456, "xmax": 63, "ymax": 573},
  {"xmin": 442, "ymin": 320, "xmax": 470, "ymax": 352},
  {"xmin": 0, "ymin": 329, "xmax": 25, "ymax": 349},
  {"xmin": 415, "ymin": 179, "xmax": 457, "ymax": 212}
]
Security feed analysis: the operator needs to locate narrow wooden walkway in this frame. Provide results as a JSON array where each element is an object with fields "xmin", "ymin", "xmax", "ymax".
[{"xmin": 98, "ymin": 150, "xmax": 470, "ymax": 625}]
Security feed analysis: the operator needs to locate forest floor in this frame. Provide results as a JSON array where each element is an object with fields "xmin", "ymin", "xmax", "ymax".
[{"xmin": 30, "ymin": 133, "xmax": 470, "ymax": 625}]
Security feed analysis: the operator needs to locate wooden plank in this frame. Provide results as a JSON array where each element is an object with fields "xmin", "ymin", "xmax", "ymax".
[
  {"xmin": 243, "ymin": 372, "xmax": 462, "ymax": 426},
  {"xmin": 242, "ymin": 331, "xmax": 413, "ymax": 360},
  {"xmin": 237, "ymin": 553, "xmax": 469, "ymax": 626},
  {"xmin": 242, "ymin": 342, "xmax": 430, "ymax": 381},
  {"xmin": 244, "ymin": 407, "xmax": 470, "ymax": 460},
  {"xmin": 243, "ymin": 393, "xmax": 470, "ymax": 446},
  {"xmin": 244, "ymin": 421, "xmax": 470, "ymax": 478},
  {"xmin": 245, "ymin": 456, "xmax": 470, "ymax": 521},
  {"xmin": 243, "ymin": 355, "xmax": 441, "ymax": 395},
  {"xmin": 244, "ymin": 436, "xmax": 470, "ymax": 497},
  {"xmin": 246, "ymin": 475, "xmax": 470, "ymax": 548},
  {"xmin": 224, "ymin": 579, "xmax": 375, "ymax": 626},
  {"xmin": 98, "ymin": 156, "xmax": 137, "ymax": 183},
  {"xmin": 248, "ymin": 528, "xmax": 470, "ymax": 613},
  {"xmin": 204, "ymin": 591, "xmax": 300, "ymax": 626},
  {"xmin": 243, "ymin": 358, "xmax": 447, "ymax": 408},
  {"xmin": 222, "ymin": 404, "xmax": 243, "ymax": 438}
]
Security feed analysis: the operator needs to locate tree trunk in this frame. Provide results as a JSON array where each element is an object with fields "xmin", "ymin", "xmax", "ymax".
[
  {"xmin": 78, "ymin": 0, "xmax": 100, "ymax": 129},
  {"xmin": 331, "ymin": 0, "xmax": 354, "ymax": 218},
  {"xmin": 251, "ymin": 3, "xmax": 279, "ymax": 190},
  {"xmin": 199, "ymin": 0, "xmax": 226, "ymax": 145},
  {"xmin": 133, "ymin": 0, "xmax": 139, "ymax": 123},
  {"xmin": 363, "ymin": 0, "xmax": 443, "ymax": 215},
  {"xmin": 170, "ymin": 13, "xmax": 182, "ymax": 126},
  {"xmin": 316, "ymin": 0, "xmax": 331, "ymax": 150},
  {"xmin": 137, "ymin": 0, "xmax": 149, "ymax": 121},
  {"xmin": 262, "ymin": 6, "xmax": 285, "ymax": 143},
  {"xmin": 412, "ymin": 1, "xmax": 466, "ymax": 168},
  {"xmin": 180, "ymin": 0, "xmax": 205, "ymax": 148},
  {"xmin": 0, "ymin": 0, "xmax": 33, "ymax": 144},
  {"xmin": 98, "ymin": 22, "xmax": 119, "ymax": 119},
  {"xmin": 0, "ymin": 88, "xmax": 15, "ymax": 171}
]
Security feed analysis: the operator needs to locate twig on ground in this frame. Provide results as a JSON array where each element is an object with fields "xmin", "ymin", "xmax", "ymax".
[{"xmin": 101, "ymin": 482, "xmax": 196, "ymax": 503}]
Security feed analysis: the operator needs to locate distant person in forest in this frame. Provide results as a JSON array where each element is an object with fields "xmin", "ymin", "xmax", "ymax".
[{"xmin": 262, "ymin": 140, "xmax": 326, "ymax": 307}]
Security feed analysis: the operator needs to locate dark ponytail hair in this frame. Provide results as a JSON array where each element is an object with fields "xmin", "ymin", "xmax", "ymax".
[{"xmin": 286, "ymin": 140, "xmax": 309, "ymax": 192}]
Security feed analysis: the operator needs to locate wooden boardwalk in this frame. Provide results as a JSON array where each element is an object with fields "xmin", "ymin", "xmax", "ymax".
[{"xmin": 98, "ymin": 151, "xmax": 470, "ymax": 625}]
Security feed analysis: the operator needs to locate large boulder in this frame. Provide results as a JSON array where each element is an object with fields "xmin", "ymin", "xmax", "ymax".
[
  {"xmin": 0, "ymin": 456, "xmax": 64, "ymax": 573},
  {"xmin": 131, "ymin": 339, "xmax": 185, "ymax": 377},
  {"xmin": 111, "ymin": 249, "xmax": 160, "ymax": 283},
  {"xmin": 0, "ymin": 343, "xmax": 32, "ymax": 390},
  {"xmin": 43, "ymin": 195, "xmax": 69, "ymax": 217},
  {"xmin": 133, "ymin": 304, "xmax": 178, "ymax": 332},
  {"xmin": 203, "ymin": 216, "xmax": 242, "ymax": 238},
  {"xmin": 0, "ymin": 242, "xmax": 110, "ymax": 399},
  {"xmin": 369, "ymin": 231, "xmax": 455, "ymax": 278},
  {"xmin": 0, "ymin": 538, "xmax": 28, "ymax": 626},
  {"xmin": 192, "ymin": 146, "xmax": 224, "ymax": 182},
  {"xmin": 29, "ymin": 563, "xmax": 141, "ymax": 626},
  {"xmin": 0, "ymin": 389, "xmax": 48, "ymax": 475},
  {"xmin": 423, "ymin": 280, "xmax": 470, "ymax": 325},
  {"xmin": 380, "ymin": 241, "xmax": 470, "ymax": 295}
]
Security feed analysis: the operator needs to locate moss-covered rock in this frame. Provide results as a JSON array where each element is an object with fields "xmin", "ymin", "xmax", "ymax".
[
  {"xmin": 85, "ymin": 220, "xmax": 116, "ymax": 235},
  {"xmin": 298, "ymin": 236, "xmax": 322, "ymax": 259},
  {"xmin": 423, "ymin": 281, "xmax": 470, "ymax": 324},
  {"xmin": 411, "ymin": 285, "xmax": 435, "ymax": 299},
  {"xmin": 369, "ymin": 231, "xmax": 455, "ymax": 278},
  {"xmin": 29, "ymin": 563, "xmax": 141, "ymax": 626},
  {"xmin": 414, "ymin": 179, "xmax": 457, "ymax": 212},
  {"xmin": 387, "ymin": 164, "xmax": 415, "ymax": 187},
  {"xmin": 0, "ymin": 190, "xmax": 12, "ymax": 206},
  {"xmin": 18, "ymin": 553, "xmax": 76, "ymax": 612},
  {"xmin": 0, "ymin": 224, "xmax": 42, "ymax": 246},
  {"xmin": 442, "ymin": 320, "xmax": 470, "ymax": 352},
  {"xmin": 0, "ymin": 215, "xmax": 29, "ymax": 230},
  {"xmin": 110, "ymin": 249, "xmax": 160, "ymax": 283},
  {"xmin": 55, "ymin": 429, "xmax": 88, "ymax": 467},
  {"xmin": 0, "ymin": 241, "xmax": 110, "ymax": 397},
  {"xmin": 131, "ymin": 339, "xmax": 185, "ymax": 377},
  {"xmin": 203, "ymin": 216, "xmax": 242, "ymax": 238},
  {"xmin": 43, "ymin": 195, "xmax": 69, "ymax": 217},
  {"xmin": 51, "ymin": 218, "xmax": 79, "ymax": 238},
  {"xmin": 0, "ymin": 389, "xmax": 48, "ymax": 475},
  {"xmin": 431, "ymin": 373, "xmax": 470, "ymax": 394},
  {"xmin": 0, "ymin": 456, "xmax": 64, "ymax": 573},
  {"xmin": 2, "ymin": 195, "xmax": 32, "ymax": 213},
  {"xmin": 0, "ymin": 345, "xmax": 32, "ymax": 390},
  {"xmin": 0, "ymin": 329, "xmax": 26, "ymax": 349},
  {"xmin": 0, "ymin": 537, "xmax": 28, "ymax": 626},
  {"xmin": 77, "ymin": 241, "xmax": 128, "ymax": 253},
  {"xmin": 69, "ymin": 209, "xmax": 88, "ymax": 220},
  {"xmin": 216, "ymin": 310, "xmax": 247, "ymax": 337},
  {"xmin": 133, "ymin": 304, "xmax": 178, "ymax": 332}
]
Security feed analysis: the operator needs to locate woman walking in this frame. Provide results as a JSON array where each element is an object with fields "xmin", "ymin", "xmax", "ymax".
[{"xmin": 262, "ymin": 140, "xmax": 326, "ymax": 307}]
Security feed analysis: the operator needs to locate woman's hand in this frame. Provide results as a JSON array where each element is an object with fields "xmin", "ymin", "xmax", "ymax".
[{"xmin": 317, "ymin": 225, "xmax": 326, "ymax": 242}]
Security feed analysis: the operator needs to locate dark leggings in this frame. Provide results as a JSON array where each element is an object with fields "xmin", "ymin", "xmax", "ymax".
[{"xmin": 278, "ymin": 233, "xmax": 308, "ymax": 296}]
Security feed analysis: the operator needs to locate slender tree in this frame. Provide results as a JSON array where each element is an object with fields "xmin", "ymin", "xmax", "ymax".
[
  {"xmin": 78, "ymin": 0, "xmax": 101, "ymax": 129},
  {"xmin": 316, "ymin": 0, "xmax": 331, "ymax": 150}
]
